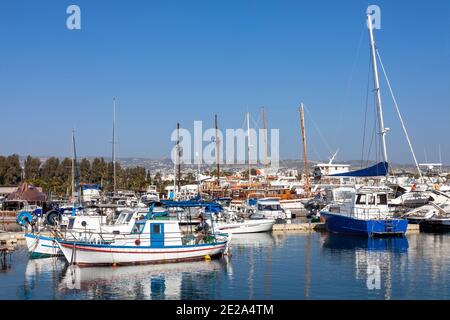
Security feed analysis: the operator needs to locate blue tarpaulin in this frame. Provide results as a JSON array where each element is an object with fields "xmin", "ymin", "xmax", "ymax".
[{"xmin": 328, "ymin": 161, "xmax": 388, "ymax": 177}]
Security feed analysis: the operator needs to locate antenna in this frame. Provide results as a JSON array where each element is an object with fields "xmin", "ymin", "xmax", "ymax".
[{"xmin": 328, "ymin": 149, "xmax": 339, "ymax": 165}]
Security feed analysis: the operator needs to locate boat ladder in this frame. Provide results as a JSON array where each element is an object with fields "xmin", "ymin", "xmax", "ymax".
[{"xmin": 385, "ymin": 219, "xmax": 394, "ymax": 233}]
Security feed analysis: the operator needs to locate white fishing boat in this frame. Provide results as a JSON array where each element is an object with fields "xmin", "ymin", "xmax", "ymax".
[
  {"xmin": 246, "ymin": 198, "xmax": 291, "ymax": 220},
  {"xmin": 23, "ymin": 206, "xmax": 155, "ymax": 257},
  {"xmin": 213, "ymin": 218, "xmax": 275, "ymax": 234},
  {"xmin": 56, "ymin": 218, "xmax": 229, "ymax": 266},
  {"xmin": 24, "ymin": 214, "xmax": 109, "ymax": 257}
]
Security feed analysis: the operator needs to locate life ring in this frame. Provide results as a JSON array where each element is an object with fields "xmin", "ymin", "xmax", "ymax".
[{"xmin": 16, "ymin": 211, "xmax": 33, "ymax": 226}]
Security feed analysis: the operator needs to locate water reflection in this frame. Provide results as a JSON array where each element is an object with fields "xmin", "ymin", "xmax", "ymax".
[
  {"xmin": 6, "ymin": 232, "xmax": 449, "ymax": 299},
  {"xmin": 322, "ymin": 235, "xmax": 409, "ymax": 299},
  {"xmin": 22, "ymin": 257, "xmax": 66, "ymax": 299},
  {"xmin": 56, "ymin": 259, "xmax": 228, "ymax": 299},
  {"xmin": 229, "ymin": 232, "xmax": 277, "ymax": 247}
]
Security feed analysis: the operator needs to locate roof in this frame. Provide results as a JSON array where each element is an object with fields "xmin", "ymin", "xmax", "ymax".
[
  {"xmin": 0, "ymin": 187, "xmax": 18, "ymax": 195},
  {"xmin": 7, "ymin": 183, "xmax": 47, "ymax": 202}
]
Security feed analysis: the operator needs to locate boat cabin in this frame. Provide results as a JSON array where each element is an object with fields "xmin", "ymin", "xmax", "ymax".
[{"xmin": 326, "ymin": 187, "xmax": 391, "ymax": 220}]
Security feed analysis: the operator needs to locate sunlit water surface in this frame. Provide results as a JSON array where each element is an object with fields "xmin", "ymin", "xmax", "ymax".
[{"xmin": 1, "ymin": 232, "xmax": 449, "ymax": 299}]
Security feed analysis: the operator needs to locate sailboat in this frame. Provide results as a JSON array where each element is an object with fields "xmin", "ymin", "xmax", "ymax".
[
  {"xmin": 319, "ymin": 14, "xmax": 408, "ymax": 237},
  {"xmin": 24, "ymin": 129, "xmax": 81, "ymax": 257}
]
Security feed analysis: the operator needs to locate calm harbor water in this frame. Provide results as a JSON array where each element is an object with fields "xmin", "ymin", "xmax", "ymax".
[{"xmin": 1, "ymin": 231, "xmax": 449, "ymax": 300}]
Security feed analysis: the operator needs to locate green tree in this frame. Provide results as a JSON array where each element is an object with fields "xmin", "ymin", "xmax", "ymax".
[
  {"xmin": 3, "ymin": 154, "xmax": 22, "ymax": 186},
  {"xmin": 24, "ymin": 156, "xmax": 41, "ymax": 181},
  {"xmin": 79, "ymin": 158, "xmax": 91, "ymax": 183}
]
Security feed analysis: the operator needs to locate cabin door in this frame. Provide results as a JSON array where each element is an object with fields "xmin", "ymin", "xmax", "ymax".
[{"xmin": 150, "ymin": 223, "xmax": 164, "ymax": 247}]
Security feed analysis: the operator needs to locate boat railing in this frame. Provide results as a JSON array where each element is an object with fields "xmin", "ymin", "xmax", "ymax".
[
  {"xmin": 58, "ymin": 227, "xmax": 225, "ymax": 245},
  {"xmin": 351, "ymin": 206, "xmax": 386, "ymax": 220}
]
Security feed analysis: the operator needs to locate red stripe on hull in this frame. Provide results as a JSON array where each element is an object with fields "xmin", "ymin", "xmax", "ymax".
[{"xmin": 60, "ymin": 243, "xmax": 226, "ymax": 254}]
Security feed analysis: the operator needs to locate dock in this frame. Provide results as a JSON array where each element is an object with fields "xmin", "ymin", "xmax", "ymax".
[
  {"xmin": 273, "ymin": 222, "xmax": 420, "ymax": 234},
  {"xmin": 0, "ymin": 231, "xmax": 24, "ymax": 245}
]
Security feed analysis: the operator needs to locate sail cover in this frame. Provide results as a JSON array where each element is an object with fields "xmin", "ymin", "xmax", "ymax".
[{"xmin": 328, "ymin": 161, "xmax": 388, "ymax": 177}]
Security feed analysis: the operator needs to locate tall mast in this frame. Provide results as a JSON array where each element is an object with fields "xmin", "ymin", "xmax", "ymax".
[
  {"xmin": 299, "ymin": 104, "xmax": 310, "ymax": 192},
  {"xmin": 71, "ymin": 128, "xmax": 76, "ymax": 202},
  {"xmin": 247, "ymin": 112, "xmax": 251, "ymax": 182},
  {"xmin": 367, "ymin": 14, "xmax": 388, "ymax": 164},
  {"xmin": 176, "ymin": 123, "xmax": 181, "ymax": 193},
  {"xmin": 261, "ymin": 107, "xmax": 268, "ymax": 171},
  {"xmin": 215, "ymin": 115, "xmax": 220, "ymax": 186},
  {"xmin": 112, "ymin": 97, "xmax": 117, "ymax": 195}
]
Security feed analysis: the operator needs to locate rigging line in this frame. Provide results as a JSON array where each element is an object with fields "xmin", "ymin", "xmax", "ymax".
[
  {"xmin": 303, "ymin": 105, "xmax": 333, "ymax": 156},
  {"xmin": 366, "ymin": 94, "xmax": 377, "ymax": 168},
  {"xmin": 337, "ymin": 22, "xmax": 367, "ymax": 136},
  {"xmin": 376, "ymin": 49, "xmax": 423, "ymax": 179}
]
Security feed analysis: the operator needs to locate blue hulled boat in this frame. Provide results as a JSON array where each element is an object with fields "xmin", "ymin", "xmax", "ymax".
[
  {"xmin": 320, "ymin": 186, "xmax": 408, "ymax": 237},
  {"xmin": 319, "ymin": 14, "xmax": 411, "ymax": 237}
]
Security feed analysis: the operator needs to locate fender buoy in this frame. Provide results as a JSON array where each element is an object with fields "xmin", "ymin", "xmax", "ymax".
[
  {"xmin": 135, "ymin": 239, "xmax": 141, "ymax": 246},
  {"xmin": 16, "ymin": 211, "xmax": 33, "ymax": 226}
]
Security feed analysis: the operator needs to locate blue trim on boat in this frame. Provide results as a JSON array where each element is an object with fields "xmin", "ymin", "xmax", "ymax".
[
  {"xmin": 41, "ymin": 244, "xmax": 59, "ymax": 248},
  {"xmin": 57, "ymin": 239, "xmax": 228, "ymax": 249},
  {"xmin": 320, "ymin": 211, "xmax": 408, "ymax": 237},
  {"xmin": 25, "ymin": 233, "xmax": 56, "ymax": 241}
]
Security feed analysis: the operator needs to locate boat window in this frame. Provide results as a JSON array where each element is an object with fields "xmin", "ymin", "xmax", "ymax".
[
  {"xmin": 68, "ymin": 218, "xmax": 75, "ymax": 229},
  {"xmin": 258, "ymin": 204, "xmax": 282, "ymax": 211},
  {"xmin": 356, "ymin": 194, "xmax": 366, "ymax": 205},
  {"xmin": 377, "ymin": 194, "xmax": 388, "ymax": 205},
  {"xmin": 152, "ymin": 224, "xmax": 161, "ymax": 234},
  {"xmin": 131, "ymin": 222, "xmax": 145, "ymax": 234},
  {"xmin": 116, "ymin": 213, "xmax": 126, "ymax": 224},
  {"xmin": 367, "ymin": 195, "xmax": 376, "ymax": 205}
]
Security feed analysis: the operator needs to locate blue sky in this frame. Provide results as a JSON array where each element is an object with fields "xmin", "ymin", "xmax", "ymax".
[{"xmin": 1, "ymin": 0, "xmax": 449, "ymax": 164}]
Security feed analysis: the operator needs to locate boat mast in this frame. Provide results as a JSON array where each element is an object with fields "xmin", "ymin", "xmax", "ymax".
[
  {"xmin": 367, "ymin": 14, "xmax": 389, "ymax": 165},
  {"xmin": 215, "ymin": 114, "xmax": 220, "ymax": 186},
  {"xmin": 176, "ymin": 123, "xmax": 181, "ymax": 194},
  {"xmin": 247, "ymin": 112, "xmax": 251, "ymax": 183},
  {"xmin": 299, "ymin": 103, "xmax": 310, "ymax": 192},
  {"xmin": 112, "ymin": 97, "xmax": 117, "ymax": 195},
  {"xmin": 71, "ymin": 128, "xmax": 76, "ymax": 202},
  {"xmin": 262, "ymin": 107, "xmax": 268, "ymax": 175}
]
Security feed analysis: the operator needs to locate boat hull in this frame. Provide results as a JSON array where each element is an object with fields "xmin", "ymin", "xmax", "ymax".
[
  {"xmin": 419, "ymin": 219, "xmax": 450, "ymax": 232},
  {"xmin": 57, "ymin": 240, "xmax": 228, "ymax": 266},
  {"xmin": 320, "ymin": 211, "xmax": 408, "ymax": 237},
  {"xmin": 25, "ymin": 233, "xmax": 62, "ymax": 258},
  {"xmin": 213, "ymin": 219, "xmax": 274, "ymax": 234}
]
